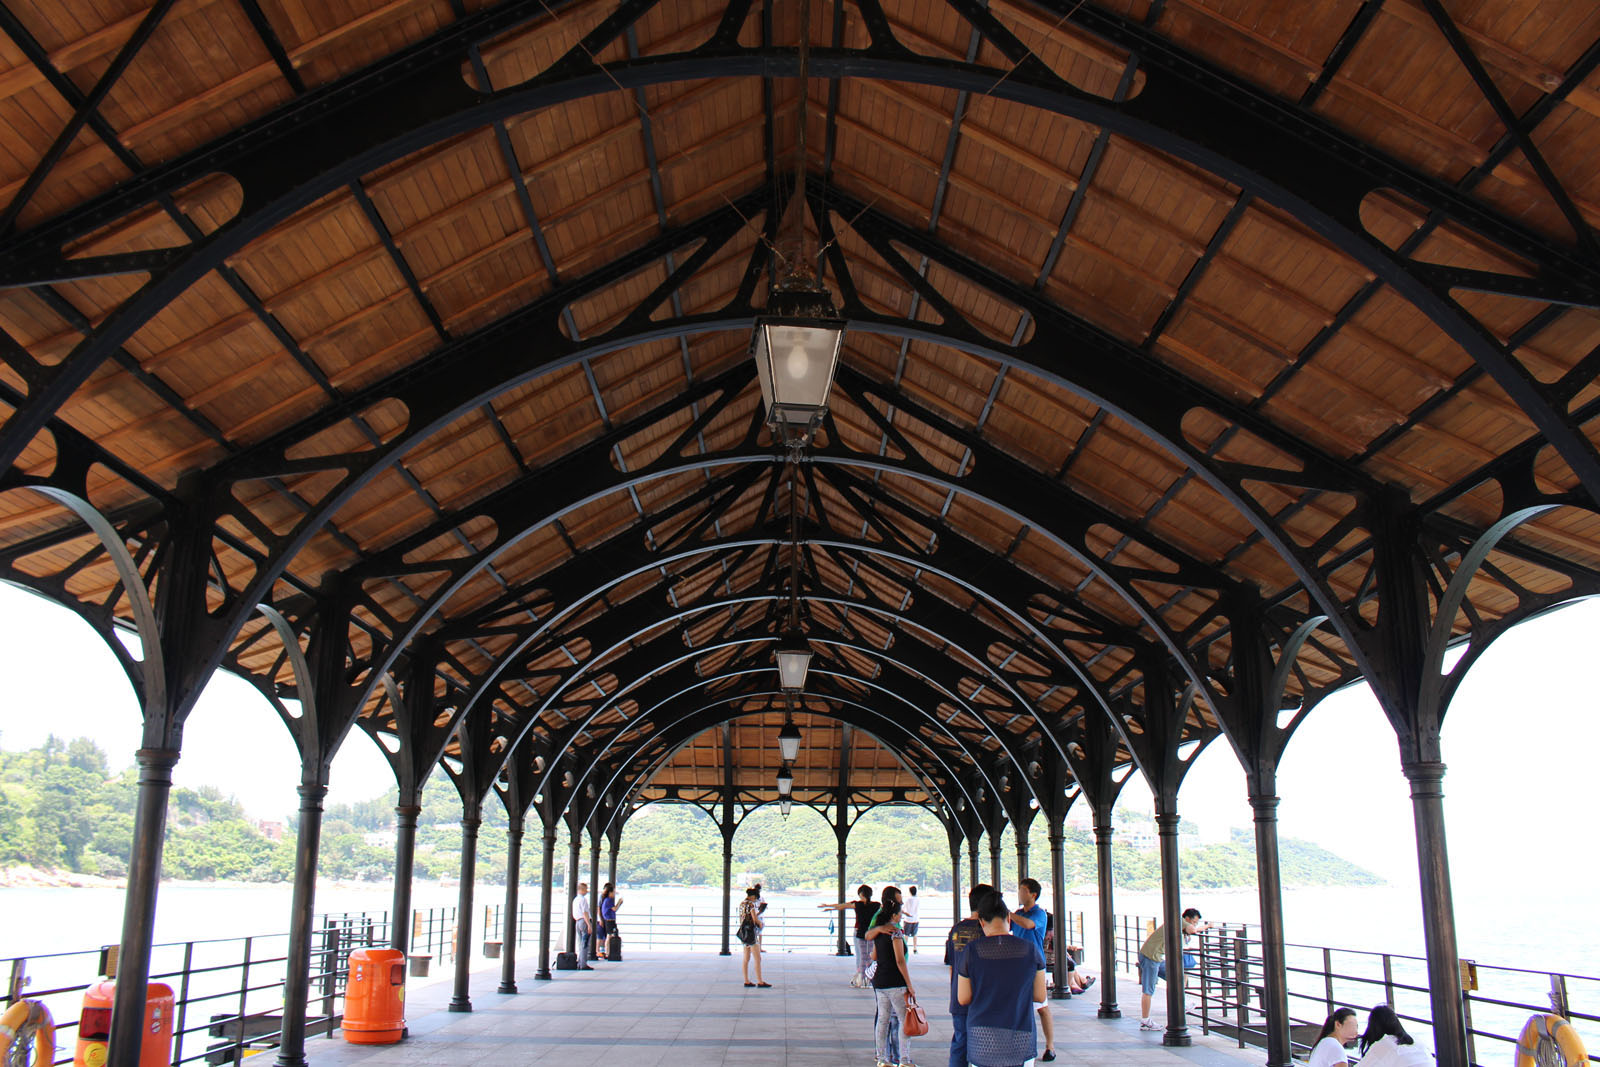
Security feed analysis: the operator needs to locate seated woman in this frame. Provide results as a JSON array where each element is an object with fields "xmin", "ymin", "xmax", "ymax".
[
  {"xmin": 1309, "ymin": 1008, "xmax": 1359, "ymax": 1067},
  {"xmin": 1357, "ymin": 1005, "xmax": 1433, "ymax": 1067}
]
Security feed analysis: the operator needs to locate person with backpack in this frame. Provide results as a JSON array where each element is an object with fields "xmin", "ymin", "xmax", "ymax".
[{"xmin": 737, "ymin": 884, "xmax": 771, "ymax": 987}]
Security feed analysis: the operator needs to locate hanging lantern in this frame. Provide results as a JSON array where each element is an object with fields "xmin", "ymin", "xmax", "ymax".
[
  {"xmin": 752, "ymin": 286, "xmax": 845, "ymax": 449},
  {"xmin": 775, "ymin": 633, "xmax": 812, "ymax": 692},
  {"xmin": 777, "ymin": 717, "xmax": 802, "ymax": 762},
  {"xmin": 776, "ymin": 764, "xmax": 794, "ymax": 797}
]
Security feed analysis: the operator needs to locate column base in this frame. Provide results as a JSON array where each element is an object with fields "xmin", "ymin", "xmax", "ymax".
[
  {"xmin": 534, "ymin": 969, "xmax": 552, "ymax": 981},
  {"xmin": 1162, "ymin": 1029, "xmax": 1192, "ymax": 1047},
  {"xmin": 273, "ymin": 1054, "xmax": 308, "ymax": 1067},
  {"xmin": 719, "ymin": 949, "xmax": 731, "ymax": 957},
  {"xmin": 497, "ymin": 982, "xmax": 518, "ymax": 994},
  {"xmin": 447, "ymin": 999, "xmax": 472, "ymax": 1013},
  {"xmin": 1097, "ymin": 1007, "xmax": 1121, "ymax": 1019},
  {"xmin": 835, "ymin": 948, "xmax": 852, "ymax": 957},
  {"xmin": 1050, "ymin": 987, "xmax": 1070, "ymax": 1000}
]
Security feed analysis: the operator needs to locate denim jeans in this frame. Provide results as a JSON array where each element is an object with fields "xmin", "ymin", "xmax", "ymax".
[
  {"xmin": 875, "ymin": 987, "xmax": 909, "ymax": 1064},
  {"xmin": 949, "ymin": 1011, "xmax": 968, "ymax": 1067},
  {"xmin": 854, "ymin": 936, "xmax": 872, "ymax": 977},
  {"xmin": 576, "ymin": 925, "xmax": 591, "ymax": 964}
]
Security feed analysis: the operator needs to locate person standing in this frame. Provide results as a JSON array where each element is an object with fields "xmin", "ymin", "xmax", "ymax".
[
  {"xmin": 1009, "ymin": 878, "xmax": 1055, "ymax": 1061},
  {"xmin": 872, "ymin": 899, "xmax": 916, "ymax": 1067},
  {"xmin": 820, "ymin": 885, "xmax": 877, "ymax": 987},
  {"xmin": 904, "ymin": 886, "xmax": 921, "ymax": 952},
  {"xmin": 739, "ymin": 885, "xmax": 771, "ymax": 988},
  {"xmin": 1138, "ymin": 907, "xmax": 1209, "ymax": 1030},
  {"xmin": 945, "ymin": 883, "xmax": 992, "ymax": 1067},
  {"xmin": 571, "ymin": 882, "xmax": 595, "ymax": 971},
  {"xmin": 958, "ymin": 890, "xmax": 1046, "ymax": 1067},
  {"xmin": 598, "ymin": 883, "xmax": 617, "ymax": 958}
]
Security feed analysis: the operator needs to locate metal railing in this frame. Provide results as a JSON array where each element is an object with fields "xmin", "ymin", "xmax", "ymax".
[
  {"xmin": 407, "ymin": 906, "xmax": 458, "ymax": 964},
  {"xmin": 2, "ymin": 912, "xmax": 392, "ymax": 1067},
  {"xmin": 1112, "ymin": 914, "xmax": 1600, "ymax": 1067}
]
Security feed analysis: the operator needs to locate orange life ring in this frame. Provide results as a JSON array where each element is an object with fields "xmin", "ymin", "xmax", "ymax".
[
  {"xmin": 0, "ymin": 999, "xmax": 55, "ymax": 1067},
  {"xmin": 1515, "ymin": 1014, "xmax": 1588, "ymax": 1067}
]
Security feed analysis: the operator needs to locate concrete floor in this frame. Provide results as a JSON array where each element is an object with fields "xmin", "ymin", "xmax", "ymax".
[{"xmin": 304, "ymin": 949, "xmax": 1270, "ymax": 1067}]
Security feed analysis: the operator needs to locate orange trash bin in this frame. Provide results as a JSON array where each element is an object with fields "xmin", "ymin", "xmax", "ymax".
[
  {"xmin": 73, "ymin": 981, "xmax": 174, "ymax": 1067},
  {"xmin": 342, "ymin": 948, "xmax": 405, "ymax": 1045}
]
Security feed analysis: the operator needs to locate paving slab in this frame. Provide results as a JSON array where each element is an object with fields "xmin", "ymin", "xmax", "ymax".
[{"xmin": 300, "ymin": 950, "xmax": 1271, "ymax": 1067}]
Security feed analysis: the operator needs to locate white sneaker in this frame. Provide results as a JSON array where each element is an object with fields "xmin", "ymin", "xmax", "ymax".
[{"xmin": 1140, "ymin": 1019, "xmax": 1161, "ymax": 1031}]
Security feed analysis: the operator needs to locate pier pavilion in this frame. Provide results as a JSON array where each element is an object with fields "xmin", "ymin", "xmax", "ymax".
[{"xmin": 1, "ymin": 1, "xmax": 1599, "ymax": 1065}]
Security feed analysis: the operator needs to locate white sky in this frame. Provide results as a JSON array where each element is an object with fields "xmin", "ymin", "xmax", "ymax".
[{"xmin": 0, "ymin": 580, "xmax": 1595, "ymax": 883}]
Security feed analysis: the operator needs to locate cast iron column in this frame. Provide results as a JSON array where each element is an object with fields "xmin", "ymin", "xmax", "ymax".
[
  {"xmin": 1092, "ymin": 809, "xmax": 1120, "ymax": 1018},
  {"xmin": 950, "ymin": 843, "xmax": 962, "ymax": 924},
  {"xmin": 390, "ymin": 802, "xmax": 421, "ymax": 952},
  {"xmin": 587, "ymin": 831, "xmax": 601, "ymax": 959},
  {"xmin": 535, "ymin": 829, "xmax": 556, "ymax": 980},
  {"xmin": 107, "ymin": 747, "xmax": 179, "ymax": 1067},
  {"xmin": 1156, "ymin": 804, "xmax": 1190, "ymax": 1046},
  {"xmin": 1250, "ymin": 784, "xmax": 1291, "ymax": 1067},
  {"xmin": 1048, "ymin": 820, "xmax": 1068, "ymax": 1000},
  {"xmin": 988, "ymin": 837, "xmax": 1002, "ymax": 889},
  {"xmin": 448, "ymin": 806, "xmax": 481, "ymax": 1012},
  {"xmin": 607, "ymin": 834, "xmax": 619, "ymax": 889},
  {"xmin": 274, "ymin": 780, "xmax": 328, "ymax": 1067},
  {"xmin": 1017, "ymin": 837, "xmax": 1029, "ymax": 883},
  {"xmin": 498, "ymin": 813, "xmax": 524, "ymax": 994},
  {"xmin": 720, "ymin": 830, "xmax": 735, "ymax": 956},
  {"xmin": 1406, "ymin": 760, "xmax": 1468, "ymax": 1067},
  {"xmin": 835, "ymin": 839, "xmax": 850, "ymax": 956},
  {"xmin": 565, "ymin": 831, "xmax": 580, "ymax": 954},
  {"xmin": 968, "ymin": 839, "xmax": 980, "ymax": 892}
]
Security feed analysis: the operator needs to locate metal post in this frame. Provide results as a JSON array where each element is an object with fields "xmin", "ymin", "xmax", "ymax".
[
  {"xmin": 108, "ymin": 747, "xmax": 179, "ymax": 1067},
  {"xmin": 565, "ymin": 830, "xmax": 580, "ymax": 955},
  {"xmin": 1048, "ymin": 821, "xmax": 1068, "ymax": 1000},
  {"xmin": 587, "ymin": 831, "xmax": 601, "ymax": 960},
  {"xmin": 607, "ymin": 834, "xmax": 619, "ymax": 890},
  {"xmin": 988, "ymin": 837, "xmax": 1001, "ymax": 889},
  {"xmin": 1017, "ymin": 837, "xmax": 1029, "ymax": 883},
  {"xmin": 274, "ymin": 780, "xmax": 328, "ymax": 1067},
  {"xmin": 720, "ymin": 833, "xmax": 734, "ymax": 956},
  {"xmin": 950, "ymin": 844, "xmax": 962, "ymax": 925},
  {"xmin": 536, "ymin": 829, "xmax": 556, "ymax": 980},
  {"xmin": 1405, "ymin": 760, "xmax": 1468, "ymax": 1067},
  {"xmin": 448, "ymin": 807, "xmax": 481, "ymax": 1012},
  {"xmin": 1093, "ymin": 810, "xmax": 1120, "ymax": 1018},
  {"xmin": 1250, "ymin": 788, "xmax": 1291, "ymax": 1067},
  {"xmin": 968, "ymin": 839, "xmax": 980, "ymax": 892},
  {"xmin": 1156, "ymin": 803, "xmax": 1191, "ymax": 1046},
  {"xmin": 498, "ymin": 814, "xmax": 523, "ymax": 994},
  {"xmin": 835, "ymin": 843, "xmax": 850, "ymax": 955},
  {"xmin": 390, "ymin": 802, "xmax": 421, "ymax": 952}
]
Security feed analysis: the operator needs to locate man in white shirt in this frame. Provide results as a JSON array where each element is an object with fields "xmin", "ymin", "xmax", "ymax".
[
  {"xmin": 903, "ymin": 885, "xmax": 921, "ymax": 952},
  {"xmin": 572, "ymin": 882, "xmax": 595, "ymax": 970}
]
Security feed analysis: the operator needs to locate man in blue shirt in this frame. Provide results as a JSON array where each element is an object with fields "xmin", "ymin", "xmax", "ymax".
[
  {"xmin": 1010, "ymin": 878, "xmax": 1055, "ymax": 1061},
  {"xmin": 944, "ymin": 883, "xmax": 992, "ymax": 1067}
]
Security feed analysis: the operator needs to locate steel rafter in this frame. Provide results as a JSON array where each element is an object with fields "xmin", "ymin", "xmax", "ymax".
[{"xmin": 1, "ymin": 0, "xmax": 1597, "ymax": 508}]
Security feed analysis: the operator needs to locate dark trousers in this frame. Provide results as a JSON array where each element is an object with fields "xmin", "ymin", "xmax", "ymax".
[{"xmin": 949, "ymin": 1011, "xmax": 968, "ymax": 1067}]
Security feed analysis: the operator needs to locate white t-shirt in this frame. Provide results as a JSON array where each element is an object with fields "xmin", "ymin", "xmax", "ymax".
[
  {"xmin": 572, "ymin": 895, "xmax": 591, "ymax": 925},
  {"xmin": 1308, "ymin": 1036, "xmax": 1349, "ymax": 1067},
  {"xmin": 903, "ymin": 895, "xmax": 920, "ymax": 922},
  {"xmin": 1358, "ymin": 1036, "xmax": 1433, "ymax": 1067}
]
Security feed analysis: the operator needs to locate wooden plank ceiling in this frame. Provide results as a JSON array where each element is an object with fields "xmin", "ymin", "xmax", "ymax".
[{"xmin": 1, "ymin": 0, "xmax": 1598, "ymax": 818}]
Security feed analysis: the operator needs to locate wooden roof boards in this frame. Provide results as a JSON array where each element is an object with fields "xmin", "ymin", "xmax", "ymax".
[{"xmin": 1, "ymin": 0, "xmax": 1598, "ymax": 834}]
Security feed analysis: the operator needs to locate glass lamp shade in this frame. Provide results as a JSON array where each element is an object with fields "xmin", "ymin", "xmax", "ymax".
[
  {"xmin": 777, "ymin": 720, "xmax": 802, "ymax": 763},
  {"xmin": 775, "ymin": 642, "xmax": 811, "ymax": 692},
  {"xmin": 780, "ymin": 798, "xmax": 792, "ymax": 817},
  {"xmin": 752, "ymin": 314, "xmax": 844, "ymax": 446},
  {"xmin": 776, "ymin": 766, "xmax": 794, "ymax": 796}
]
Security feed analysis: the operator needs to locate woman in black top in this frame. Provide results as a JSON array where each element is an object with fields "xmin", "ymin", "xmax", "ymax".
[
  {"xmin": 872, "ymin": 900, "xmax": 915, "ymax": 1067},
  {"xmin": 819, "ymin": 885, "xmax": 876, "ymax": 987}
]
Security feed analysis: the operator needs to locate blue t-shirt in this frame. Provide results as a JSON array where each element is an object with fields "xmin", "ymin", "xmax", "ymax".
[
  {"xmin": 960, "ymin": 933, "xmax": 1045, "ymax": 1067},
  {"xmin": 1012, "ymin": 903, "xmax": 1048, "ymax": 956},
  {"xmin": 944, "ymin": 917, "xmax": 984, "ymax": 1015}
]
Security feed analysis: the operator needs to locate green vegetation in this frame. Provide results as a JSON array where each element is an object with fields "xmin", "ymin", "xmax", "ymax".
[{"xmin": 0, "ymin": 737, "xmax": 1381, "ymax": 890}]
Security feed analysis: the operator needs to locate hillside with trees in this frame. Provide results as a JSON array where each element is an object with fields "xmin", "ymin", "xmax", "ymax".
[{"xmin": 0, "ymin": 737, "xmax": 1381, "ymax": 891}]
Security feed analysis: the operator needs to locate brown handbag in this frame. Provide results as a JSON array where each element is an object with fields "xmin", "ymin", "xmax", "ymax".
[{"xmin": 903, "ymin": 993, "xmax": 929, "ymax": 1037}]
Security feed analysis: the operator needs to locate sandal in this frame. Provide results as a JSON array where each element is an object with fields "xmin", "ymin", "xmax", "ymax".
[
  {"xmin": 744, "ymin": 982, "xmax": 754, "ymax": 987},
  {"xmin": 757, "ymin": 982, "xmax": 772, "ymax": 988}
]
